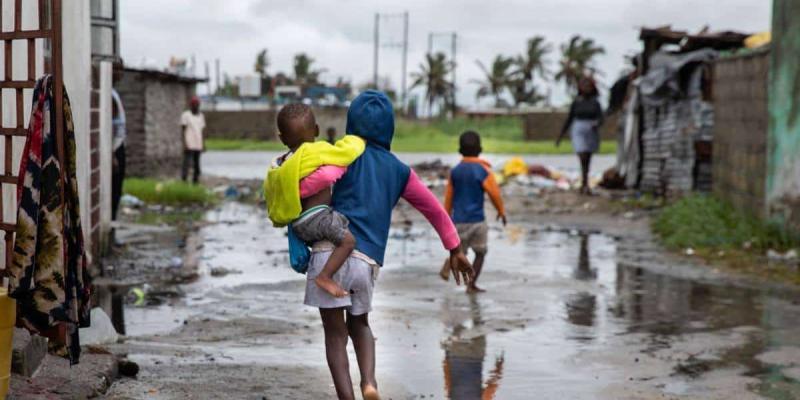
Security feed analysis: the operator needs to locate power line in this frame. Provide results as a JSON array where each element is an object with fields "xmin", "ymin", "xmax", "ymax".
[{"xmin": 372, "ymin": 12, "xmax": 410, "ymax": 110}]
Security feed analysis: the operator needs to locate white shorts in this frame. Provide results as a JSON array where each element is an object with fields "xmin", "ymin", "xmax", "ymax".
[{"xmin": 303, "ymin": 251, "xmax": 377, "ymax": 316}]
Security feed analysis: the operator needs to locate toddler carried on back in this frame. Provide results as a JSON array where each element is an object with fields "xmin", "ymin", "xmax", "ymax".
[{"xmin": 263, "ymin": 104, "xmax": 361, "ymax": 297}]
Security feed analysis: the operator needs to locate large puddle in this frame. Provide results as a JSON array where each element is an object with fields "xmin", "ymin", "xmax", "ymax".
[{"xmin": 121, "ymin": 202, "xmax": 800, "ymax": 399}]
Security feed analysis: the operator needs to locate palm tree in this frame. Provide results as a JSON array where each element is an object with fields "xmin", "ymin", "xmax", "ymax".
[
  {"xmin": 509, "ymin": 78, "xmax": 546, "ymax": 107},
  {"xmin": 472, "ymin": 55, "xmax": 514, "ymax": 108},
  {"xmin": 555, "ymin": 35, "xmax": 605, "ymax": 94},
  {"xmin": 293, "ymin": 53, "xmax": 326, "ymax": 87},
  {"xmin": 410, "ymin": 52, "xmax": 453, "ymax": 117},
  {"xmin": 254, "ymin": 49, "xmax": 269, "ymax": 78},
  {"xmin": 509, "ymin": 36, "xmax": 551, "ymax": 107},
  {"xmin": 516, "ymin": 36, "xmax": 551, "ymax": 83}
]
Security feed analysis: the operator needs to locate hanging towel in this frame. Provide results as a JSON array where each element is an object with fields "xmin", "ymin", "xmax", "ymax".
[
  {"xmin": 7, "ymin": 75, "xmax": 91, "ymax": 365},
  {"xmin": 263, "ymin": 135, "xmax": 365, "ymax": 227}
]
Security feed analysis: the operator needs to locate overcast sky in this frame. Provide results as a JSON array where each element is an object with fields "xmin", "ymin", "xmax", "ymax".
[{"xmin": 120, "ymin": 0, "xmax": 771, "ymax": 108}]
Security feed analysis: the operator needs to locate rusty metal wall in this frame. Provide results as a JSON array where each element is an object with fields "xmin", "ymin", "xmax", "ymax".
[{"xmin": 768, "ymin": 0, "xmax": 800, "ymax": 232}]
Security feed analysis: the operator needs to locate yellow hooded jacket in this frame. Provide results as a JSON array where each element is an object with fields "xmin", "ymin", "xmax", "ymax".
[{"xmin": 264, "ymin": 135, "xmax": 365, "ymax": 227}]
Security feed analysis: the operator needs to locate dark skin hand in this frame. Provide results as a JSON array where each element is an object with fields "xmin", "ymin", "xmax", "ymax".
[{"xmin": 448, "ymin": 248, "xmax": 474, "ymax": 286}]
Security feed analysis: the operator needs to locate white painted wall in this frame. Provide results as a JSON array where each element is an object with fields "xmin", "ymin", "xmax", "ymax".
[
  {"xmin": 98, "ymin": 61, "xmax": 113, "ymax": 248},
  {"xmin": 63, "ymin": 1, "xmax": 93, "ymax": 262},
  {"xmin": 0, "ymin": 1, "xmax": 93, "ymax": 270}
]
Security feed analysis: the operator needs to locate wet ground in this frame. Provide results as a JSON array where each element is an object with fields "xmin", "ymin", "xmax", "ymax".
[
  {"xmin": 102, "ymin": 199, "xmax": 800, "ymax": 400},
  {"xmin": 202, "ymin": 151, "xmax": 616, "ymax": 180}
]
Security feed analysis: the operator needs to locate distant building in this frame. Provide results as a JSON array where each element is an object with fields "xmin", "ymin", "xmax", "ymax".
[{"xmin": 116, "ymin": 67, "xmax": 206, "ymax": 177}]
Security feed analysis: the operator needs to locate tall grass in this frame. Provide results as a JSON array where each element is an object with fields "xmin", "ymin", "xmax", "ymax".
[
  {"xmin": 123, "ymin": 178, "xmax": 215, "ymax": 206},
  {"xmin": 653, "ymin": 194, "xmax": 798, "ymax": 251}
]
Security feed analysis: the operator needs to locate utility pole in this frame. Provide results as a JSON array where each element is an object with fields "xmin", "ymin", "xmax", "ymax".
[
  {"xmin": 451, "ymin": 32, "xmax": 457, "ymax": 115},
  {"xmin": 401, "ymin": 11, "xmax": 409, "ymax": 112},
  {"xmin": 373, "ymin": 12, "xmax": 410, "ymax": 109},
  {"xmin": 204, "ymin": 61, "xmax": 211, "ymax": 95},
  {"xmin": 373, "ymin": 13, "xmax": 379, "ymax": 89},
  {"xmin": 215, "ymin": 58, "xmax": 220, "ymax": 95}
]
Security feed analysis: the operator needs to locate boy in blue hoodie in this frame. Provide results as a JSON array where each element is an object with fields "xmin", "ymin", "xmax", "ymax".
[{"xmin": 301, "ymin": 90, "xmax": 473, "ymax": 400}]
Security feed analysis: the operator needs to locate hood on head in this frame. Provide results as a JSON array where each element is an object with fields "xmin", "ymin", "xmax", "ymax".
[{"xmin": 346, "ymin": 90, "xmax": 395, "ymax": 149}]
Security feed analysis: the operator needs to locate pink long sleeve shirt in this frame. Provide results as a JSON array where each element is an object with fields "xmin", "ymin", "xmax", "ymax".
[{"xmin": 299, "ymin": 166, "xmax": 460, "ymax": 250}]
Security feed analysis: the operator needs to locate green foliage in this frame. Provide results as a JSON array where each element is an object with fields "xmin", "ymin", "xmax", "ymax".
[
  {"xmin": 556, "ymin": 35, "xmax": 605, "ymax": 94},
  {"xmin": 123, "ymin": 178, "xmax": 215, "ymax": 206},
  {"xmin": 411, "ymin": 52, "xmax": 454, "ymax": 115},
  {"xmin": 204, "ymin": 117, "xmax": 617, "ymax": 155},
  {"xmin": 653, "ymin": 194, "xmax": 798, "ymax": 251}
]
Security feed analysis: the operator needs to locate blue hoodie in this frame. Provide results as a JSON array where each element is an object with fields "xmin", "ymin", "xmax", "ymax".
[{"xmin": 331, "ymin": 90, "xmax": 410, "ymax": 265}]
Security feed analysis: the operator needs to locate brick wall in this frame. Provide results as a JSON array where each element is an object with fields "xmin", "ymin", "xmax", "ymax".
[
  {"xmin": 90, "ymin": 66, "xmax": 101, "ymax": 259},
  {"xmin": 204, "ymin": 107, "xmax": 347, "ymax": 140},
  {"xmin": 117, "ymin": 69, "xmax": 194, "ymax": 178},
  {"xmin": 712, "ymin": 49, "xmax": 770, "ymax": 217}
]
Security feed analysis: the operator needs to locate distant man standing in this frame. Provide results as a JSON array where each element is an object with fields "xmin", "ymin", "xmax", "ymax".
[{"xmin": 181, "ymin": 96, "xmax": 206, "ymax": 183}]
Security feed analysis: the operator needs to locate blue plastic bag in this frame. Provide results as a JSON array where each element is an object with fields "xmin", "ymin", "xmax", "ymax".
[{"xmin": 287, "ymin": 224, "xmax": 310, "ymax": 274}]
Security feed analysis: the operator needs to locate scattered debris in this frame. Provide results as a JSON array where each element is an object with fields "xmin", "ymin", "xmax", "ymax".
[
  {"xmin": 120, "ymin": 194, "xmax": 144, "ymax": 208},
  {"xmin": 209, "ymin": 267, "xmax": 242, "ymax": 277}
]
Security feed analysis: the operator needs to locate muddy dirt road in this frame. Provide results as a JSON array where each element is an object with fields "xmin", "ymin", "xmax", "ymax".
[{"xmin": 100, "ymin": 197, "xmax": 800, "ymax": 400}]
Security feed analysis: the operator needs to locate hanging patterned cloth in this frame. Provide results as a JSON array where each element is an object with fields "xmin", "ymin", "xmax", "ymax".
[{"xmin": 7, "ymin": 75, "xmax": 91, "ymax": 365}]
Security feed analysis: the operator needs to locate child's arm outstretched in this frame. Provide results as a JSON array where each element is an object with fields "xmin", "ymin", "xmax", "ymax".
[{"xmin": 402, "ymin": 169, "xmax": 473, "ymax": 285}]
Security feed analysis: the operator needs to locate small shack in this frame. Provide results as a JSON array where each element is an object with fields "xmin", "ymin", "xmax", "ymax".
[
  {"xmin": 116, "ymin": 67, "xmax": 206, "ymax": 177},
  {"xmin": 615, "ymin": 27, "xmax": 749, "ymax": 194}
]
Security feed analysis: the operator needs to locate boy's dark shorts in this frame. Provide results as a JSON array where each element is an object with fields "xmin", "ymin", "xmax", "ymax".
[
  {"xmin": 292, "ymin": 206, "xmax": 349, "ymax": 245},
  {"xmin": 456, "ymin": 222, "xmax": 489, "ymax": 255}
]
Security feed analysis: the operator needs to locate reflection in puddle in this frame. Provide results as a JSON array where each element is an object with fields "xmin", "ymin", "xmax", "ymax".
[{"xmin": 441, "ymin": 296, "xmax": 504, "ymax": 400}]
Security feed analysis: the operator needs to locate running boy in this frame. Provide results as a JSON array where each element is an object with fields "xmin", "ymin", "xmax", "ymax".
[
  {"xmin": 440, "ymin": 131, "xmax": 506, "ymax": 293},
  {"xmin": 264, "ymin": 104, "xmax": 364, "ymax": 298}
]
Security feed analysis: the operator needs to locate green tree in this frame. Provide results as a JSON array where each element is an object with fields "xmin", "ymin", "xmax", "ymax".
[
  {"xmin": 410, "ymin": 52, "xmax": 453, "ymax": 117},
  {"xmin": 472, "ymin": 55, "xmax": 514, "ymax": 108},
  {"xmin": 293, "ymin": 53, "xmax": 325, "ymax": 87},
  {"xmin": 254, "ymin": 49, "xmax": 269, "ymax": 77},
  {"xmin": 516, "ymin": 36, "xmax": 551, "ymax": 83},
  {"xmin": 510, "ymin": 36, "xmax": 551, "ymax": 107},
  {"xmin": 555, "ymin": 35, "xmax": 605, "ymax": 94}
]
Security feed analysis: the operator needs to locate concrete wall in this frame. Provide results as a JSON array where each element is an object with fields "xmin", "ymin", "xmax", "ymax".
[
  {"xmin": 768, "ymin": 0, "xmax": 800, "ymax": 232},
  {"xmin": 522, "ymin": 111, "xmax": 618, "ymax": 141},
  {"xmin": 117, "ymin": 70, "xmax": 194, "ymax": 177},
  {"xmin": 143, "ymin": 80, "xmax": 192, "ymax": 177},
  {"xmin": 712, "ymin": 49, "xmax": 770, "ymax": 217},
  {"xmin": 204, "ymin": 107, "xmax": 347, "ymax": 141}
]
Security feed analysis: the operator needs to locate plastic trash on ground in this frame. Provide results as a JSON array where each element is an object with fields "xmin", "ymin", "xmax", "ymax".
[
  {"xmin": 502, "ymin": 157, "xmax": 527, "ymax": 178},
  {"xmin": 120, "ymin": 194, "xmax": 144, "ymax": 208}
]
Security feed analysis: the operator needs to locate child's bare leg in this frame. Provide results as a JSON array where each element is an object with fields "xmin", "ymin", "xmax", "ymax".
[
  {"xmin": 439, "ymin": 257, "xmax": 451, "ymax": 281},
  {"xmin": 347, "ymin": 312, "xmax": 379, "ymax": 400},
  {"xmin": 320, "ymin": 308, "xmax": 355, "ymax": 400},
  {"xmin": 467, "ymin": 252, "xmax": 486, "ymax": 293},
  {"xmin": 316, "ymin": 232, "xmax": 356, "ymax": 298}
]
